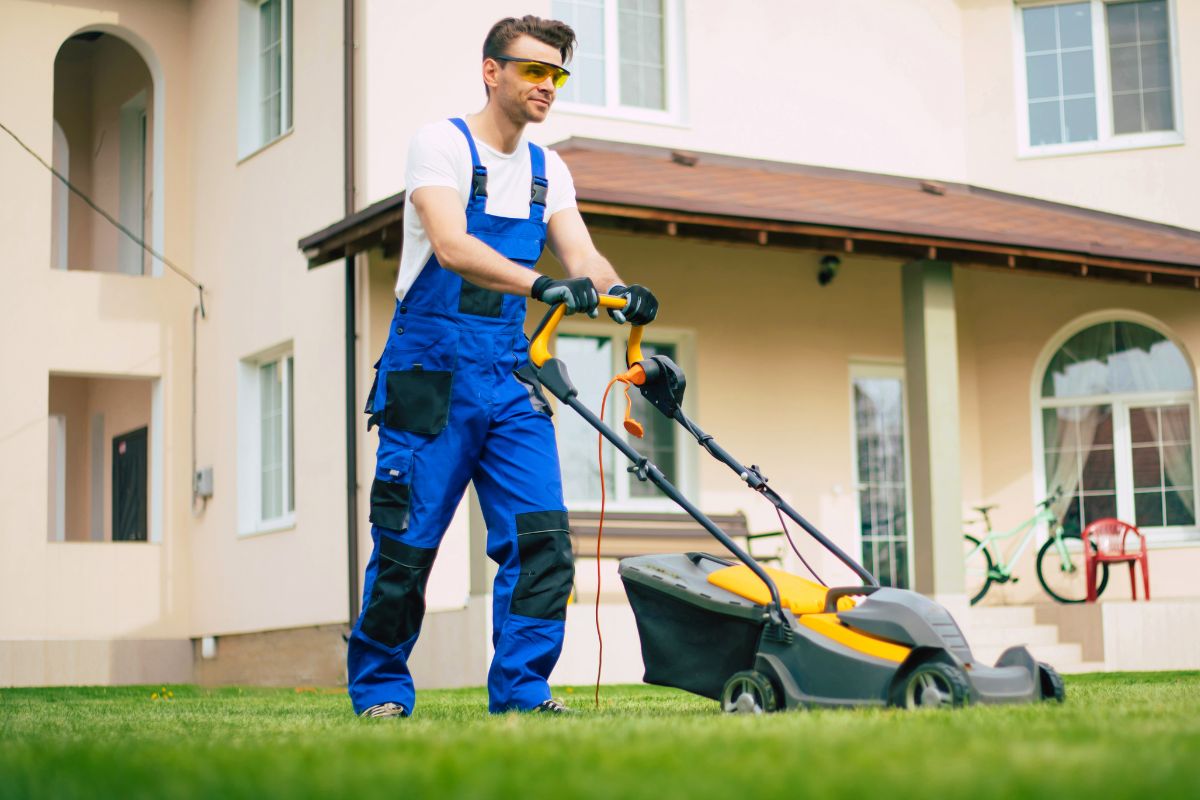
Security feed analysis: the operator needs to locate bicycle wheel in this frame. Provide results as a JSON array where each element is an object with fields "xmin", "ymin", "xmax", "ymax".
[
  {"xmin": 1036, "ymin": 532, "xmax": 1108, "ymax": 603},
  {"xmin": 964, "ymin": 534, "xmax": 993, "ymax": 606}
]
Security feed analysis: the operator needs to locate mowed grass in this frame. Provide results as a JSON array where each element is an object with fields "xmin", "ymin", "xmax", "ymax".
[{"xmin": 2, "ymin": 673, "xmax": 1199, "ymax": 799}]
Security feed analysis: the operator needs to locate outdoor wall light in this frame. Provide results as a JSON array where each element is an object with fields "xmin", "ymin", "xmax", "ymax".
[{"xmin": 818, "ymin": 255, "xmax": 841, "ymax": 286}]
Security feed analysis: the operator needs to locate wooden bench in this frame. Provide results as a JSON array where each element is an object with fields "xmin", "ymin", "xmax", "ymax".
[{"xmin": 568, "ymin": 510, "xmax": 782, "ymax": 563}]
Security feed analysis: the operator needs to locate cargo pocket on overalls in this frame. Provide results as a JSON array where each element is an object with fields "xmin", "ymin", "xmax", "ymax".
[
  {"xmin": 459, "ymin": 281, "xmax": 504, "ymax": 317},
  {"xmin": 512, "ymin": 363, "xmax": 553, "ymax": 417},
  {"xmin": 362, "ymin": 448, "xmax": 437, "ymax": 648},
  {"xmin": 511, "ymin": 510, "xmax": 574, "ymax": 621},
  {"xmin": 368, "ymin": 448, "xmax": 413, "ymax": 531},
  {"xmin": 383, "ymin": 367, "xmax": 453, "ymax": 435}
]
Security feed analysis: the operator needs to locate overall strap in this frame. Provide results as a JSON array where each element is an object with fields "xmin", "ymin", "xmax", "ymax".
[
  {"xmin": 449, "ymin": 118, "xmax": 488, "ymax": 211},
  {"xmin": 528, "ymin": 142, "xmax": 548, "ymax": 221}
]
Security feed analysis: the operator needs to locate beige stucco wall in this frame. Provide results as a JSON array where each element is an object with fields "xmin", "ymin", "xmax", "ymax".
[
  {"xmin": 183, "ymin": 0, "xmax": 348, "ymax": 637},
  {"xmin": 361, "ymin": 1, "xmax": 1197, "ymax": 231},
  {"xmin": 359, "ymin": 0, "xmax": 972, "ymax": 206},
  {"xmin": 960, "ymin": 0, "xmax": 1200, "ymax": 229},
  {"xmin": 0, "ymin": 0, "xmax": 194, "ymax": 646}
]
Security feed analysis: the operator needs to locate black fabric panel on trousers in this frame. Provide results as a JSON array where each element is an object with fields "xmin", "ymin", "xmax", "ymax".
[
  {"xmin": 360, "ymin": 536, "xmax": 438, "ymax": 649},
  {"xmin": 383, "ymin": 368, "xmax": 453, "ymax": 435},
  {"xmin": 516, "ymin": 510, "xmax": 570, "ymax": 536},
  {"xmin": 369, "ymin": 477, "xmax": 411, "ymax": 531},
  {"xmin": 364, "ymin": 362, "xmax": 381, "ymax": 431},
  {"xmin": 512, "ymin": 363, "xmax": 553, "ymax": 416},
  {"xmin": 511, "ymin": 510, "xmax": 573, "ymax": 621},
  {"xmin": 458, "ymin": 281, "xmax": 504, "ymax": 317}
]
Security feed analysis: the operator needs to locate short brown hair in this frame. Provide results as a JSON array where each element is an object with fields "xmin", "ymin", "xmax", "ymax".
[{"xmin": 482, "ymin": 15, "xmax": 576, "ymax": 64}]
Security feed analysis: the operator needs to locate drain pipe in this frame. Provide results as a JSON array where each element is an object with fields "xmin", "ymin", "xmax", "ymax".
[{"xmin": 343, "ymin": 0, "xmax": 360, "ymax": 627}]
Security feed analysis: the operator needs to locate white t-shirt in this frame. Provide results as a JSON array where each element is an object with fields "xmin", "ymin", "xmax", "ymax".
[{"xmin": 395, "ymin": 118, "xmax": 577, "ymax": 299}]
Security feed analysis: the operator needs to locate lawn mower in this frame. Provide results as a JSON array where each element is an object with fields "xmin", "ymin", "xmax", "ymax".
[{"xmin": 529, "ymin": 297, "xmax": 1065, "ymax": 712}]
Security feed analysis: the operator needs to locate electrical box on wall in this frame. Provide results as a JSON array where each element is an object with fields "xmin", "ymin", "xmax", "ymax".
[{"xmin": 195, "ymin": 467, "xmax": 214, "ymax": 499}]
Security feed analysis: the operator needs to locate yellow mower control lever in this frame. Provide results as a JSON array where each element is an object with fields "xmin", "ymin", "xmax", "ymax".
[{"xmin": 529, "ymin": 295, "xmax": 645, "ymax": 368}]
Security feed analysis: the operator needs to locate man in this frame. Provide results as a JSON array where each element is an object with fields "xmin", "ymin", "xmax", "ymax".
[{"xmin": 348, "ymin": 15, "xmax": 659, "ymax": 717}]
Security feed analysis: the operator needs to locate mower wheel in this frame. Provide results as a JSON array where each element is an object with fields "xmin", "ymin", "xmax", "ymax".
[
  {"xmin": 1037, "ymin": 662, "xmax": 1066, "ymax": 703},
  {"xmin": 892, "ymin": 662, "xmax": 970, "ymax": 710},
  {"xmin": 721, "ymin": 670, "xmax": 778, "ymax": 714}
]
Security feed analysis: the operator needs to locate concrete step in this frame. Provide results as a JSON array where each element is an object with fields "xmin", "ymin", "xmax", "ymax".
[
  {"xmin": 963, "ymin": 605, "xmax": 1036, "ymax": 628},
  {"xmin": 972, "ymin": 641, "xmax": 1082, "ymax": 668},
  {"xmin": 965, "ymin": 624, "xmax": 1060, "ymax": 648}
]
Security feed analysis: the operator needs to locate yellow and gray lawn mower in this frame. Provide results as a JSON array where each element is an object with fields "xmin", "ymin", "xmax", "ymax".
[{"xmin": 530, "ymin": 296, "xmax": 1065, "ymax": 712}]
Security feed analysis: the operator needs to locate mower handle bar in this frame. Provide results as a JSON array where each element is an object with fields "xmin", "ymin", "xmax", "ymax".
[{"xmin": 529, "ymin": 295, "xmax": 645, "ymax": 368}]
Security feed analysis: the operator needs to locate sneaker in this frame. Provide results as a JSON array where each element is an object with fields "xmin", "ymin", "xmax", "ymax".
[
  {"xmin": 533, "ymin": 698, "xmax": 574, "ymax": 714},
  {"xmin": 359, "ymin": 702, "xmax": 408, "ymax": 719}
]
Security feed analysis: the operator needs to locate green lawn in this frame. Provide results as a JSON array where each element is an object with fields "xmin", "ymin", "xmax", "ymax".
[{"xmin": 2, "ymin": 673, "xmax": 1199, "ymax": 799}]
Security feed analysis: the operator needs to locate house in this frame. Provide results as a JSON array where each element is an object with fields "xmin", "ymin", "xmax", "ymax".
[{"xmin": 2, "ymin": 0, "xmax": 1198, "ymax": 688}]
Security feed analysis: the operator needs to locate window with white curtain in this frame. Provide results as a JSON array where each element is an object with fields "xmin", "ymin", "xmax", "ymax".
[
  {"xmin": 551, "ymin": 0, "xmax": 685, "ymax": 120},
  {"xmin": 1015, "ymin": 0, "xmax": 1181, "ymax": 155},
  {"xmin": 1038, "ymin": 320, "xmax": 1196, "ymax": 541}
]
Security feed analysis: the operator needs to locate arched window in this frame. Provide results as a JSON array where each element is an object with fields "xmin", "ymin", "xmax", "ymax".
[{"xmin": 1040, "ymin": 320, "xmax": 1196, "ymax": 536}]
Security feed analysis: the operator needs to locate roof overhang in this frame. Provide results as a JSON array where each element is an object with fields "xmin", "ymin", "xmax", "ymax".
[{"xmin": 298, "ymin": 138, "xmax": 1200, "ymax": 290}]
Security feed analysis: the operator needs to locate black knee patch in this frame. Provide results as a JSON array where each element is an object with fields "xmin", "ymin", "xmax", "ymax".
[
  {"xmin": 511, "ymin": 510, "xmax": 574, "ymax": 621},
  {"xmin": 361, "ymin": 536, "xmax": 438, "ymax": 649}
]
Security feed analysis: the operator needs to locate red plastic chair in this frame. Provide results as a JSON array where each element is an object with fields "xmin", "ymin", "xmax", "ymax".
[{"xmin": 1081, "ymin": 518, "xmax": 1150, "ymax": 602}]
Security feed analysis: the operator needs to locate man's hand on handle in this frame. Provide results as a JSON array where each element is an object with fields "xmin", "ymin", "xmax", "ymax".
[
  {"xmin": 531, "ymin": 275, "xmax": 600, "ymax": 317},
  {"xmin": 606, "ymin": 284, "xmax": 659, "ymax": 326}
]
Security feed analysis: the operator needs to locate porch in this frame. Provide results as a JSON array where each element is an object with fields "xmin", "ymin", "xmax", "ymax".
[{"xmin": 296, "ymin": 136, "xmax": 1200, "ymax": 686}]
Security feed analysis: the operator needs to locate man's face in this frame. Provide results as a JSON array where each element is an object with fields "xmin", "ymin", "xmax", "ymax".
[{"xmin": 485, "ymin": 34, "xmax": 564, "ymax": 124}]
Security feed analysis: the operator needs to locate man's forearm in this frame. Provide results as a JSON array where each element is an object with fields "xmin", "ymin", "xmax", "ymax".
[
  {"xmin": 437, "ymin": 234, "xmax": 539, "ymax": 296},
  {"xmin": 569, "ymin": 250, "xmax": 622, "ymax": 294}
]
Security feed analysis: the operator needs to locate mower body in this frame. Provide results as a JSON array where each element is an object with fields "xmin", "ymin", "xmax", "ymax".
[{"xmin": 619, "ymin": 552, "xmax": 1047, "ymax": 708}]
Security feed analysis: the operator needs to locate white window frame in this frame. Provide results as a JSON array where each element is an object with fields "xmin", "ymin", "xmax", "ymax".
[
  {"xmin": 554, "ymin": 0, "xmax": 689, "ymax": 126},
  {"xmin": 552, "ymin": 322, "xmax": 696, "ymax": 512},
  {"xmin": 1013, "ymin": 0, "xmax": 1184, "ymax": 158},
  {"xmin": 1031, "ymin": 312, "xmax": 1200, "ymax": 546},
  {"xmin": 237, "ymin": 0, "xmax": 293, "ymax": 160},
  {"xmin": 237, "ymin": 345, "xmax": 296, "ymax": 535},
  {"xmin": 48, "ymin": 414, "xmax": 66, "ymax": 541},
  {"xmin": 848, "ymin": 362, "xmax": 915, "ymax": 589}
]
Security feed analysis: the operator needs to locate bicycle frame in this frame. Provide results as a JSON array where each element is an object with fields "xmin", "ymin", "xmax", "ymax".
[{"xmin": 967, "ymin": 506, "xmax": 1074, "ymax": 581}]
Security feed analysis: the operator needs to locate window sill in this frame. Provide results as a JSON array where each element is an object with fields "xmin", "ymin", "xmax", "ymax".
[
  {"xmin": 237, "ymin": 128, "xmax": 295, "ymax": 165},
  {"xmin": 1144, "ymin": 527, "xmax": 1200, "ymax": 548},
  {"xmin": 566, "ymin": 498, "xmax": 691, "ymax": 514},
  {"xmin": 1017, "ymin": 131, "xmax": 1185, "ymax": 160},
  {"xmin": 554, "ymin": 102, "xmax": 689, "ymax": 130},
  {"xmin": 239, "ymin": 516, "xmax": 297, "ymax": 538},
  {"xmin": 48, "ymin": 539, "xmax": 159, "ymax": 545}
]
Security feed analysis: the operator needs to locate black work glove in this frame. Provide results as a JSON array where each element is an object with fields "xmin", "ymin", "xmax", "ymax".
[
  {"xmin": 531, "ymin": 275, "xmax": 600, "ymax": 316},
  {"xmin": 606, "ymin": 284, "xmax": 659, "ymax": 326}
]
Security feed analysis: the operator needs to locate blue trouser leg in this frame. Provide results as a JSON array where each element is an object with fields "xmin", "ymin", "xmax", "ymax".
[
  {"xmin": 347, "ymin": 371, "xmax": 484, "ymax": 715},
  {"xmin": 473, "ymin": 371, "xmax": 572, "ymax": 713}
]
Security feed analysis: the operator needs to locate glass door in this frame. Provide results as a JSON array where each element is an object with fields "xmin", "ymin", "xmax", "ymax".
[{"xmin": 852, "ymin": 370, "xmax": 911, "ymax": 588}]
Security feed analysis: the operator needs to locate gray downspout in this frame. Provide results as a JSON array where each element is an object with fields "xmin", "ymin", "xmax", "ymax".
[{"xmin": 343, "ymin": 0, "xmax": 360, "ymax": 627}]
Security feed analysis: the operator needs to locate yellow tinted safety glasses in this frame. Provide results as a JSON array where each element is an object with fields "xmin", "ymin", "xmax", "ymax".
[{"xmin": 492, "ymin": 55, "xmax": 570, "ymax": 89}]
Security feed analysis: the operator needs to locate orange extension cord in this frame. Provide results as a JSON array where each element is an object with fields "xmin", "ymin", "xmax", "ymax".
[{"xmin": 593, "ymin": 375, "xmax": 640, "ymax": 708}]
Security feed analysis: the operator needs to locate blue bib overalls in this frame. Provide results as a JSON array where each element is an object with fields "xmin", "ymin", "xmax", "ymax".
[{"xmin": 348, "ymin": 119, "xmax": 572, "ymax": 714}]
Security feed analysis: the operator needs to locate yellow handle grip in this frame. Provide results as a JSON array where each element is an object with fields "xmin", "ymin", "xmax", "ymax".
[{"xmin": 529, "ymin": 295, "xmax": 645, "ymax": 368}]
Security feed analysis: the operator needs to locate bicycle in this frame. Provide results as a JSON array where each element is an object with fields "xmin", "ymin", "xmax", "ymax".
[{"xmin": 963, "ymin": 488, "xmax": 1108, "ymax": 605}]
